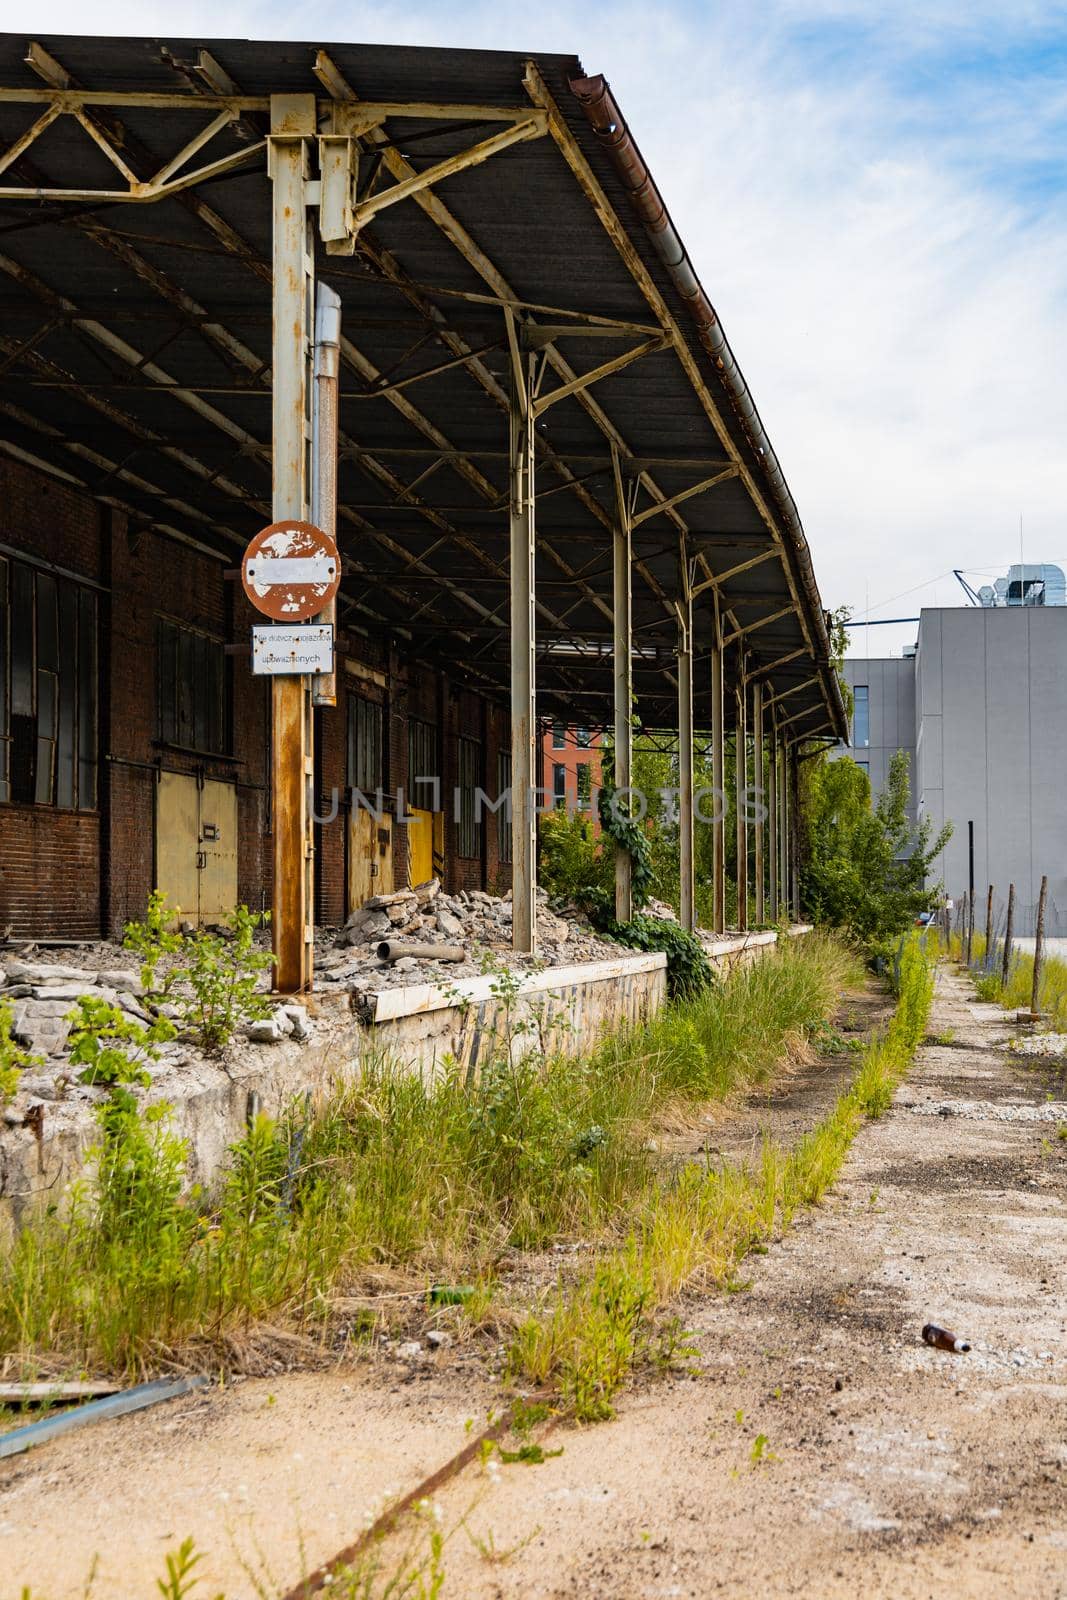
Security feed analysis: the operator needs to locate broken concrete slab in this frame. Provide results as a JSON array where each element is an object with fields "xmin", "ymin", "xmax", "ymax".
[{"xmin": 4, "ymin": 962, "xmax": 98, "ymax": 987}]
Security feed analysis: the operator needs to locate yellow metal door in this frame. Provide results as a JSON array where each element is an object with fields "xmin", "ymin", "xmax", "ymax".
[
  {"xmin": 408, "ymin": 808, "xmax": 433, "ymax": 888},
  {"xmin": 198, "ymin": 779, "xmax": 238, "ymax": 926},
  {"xmin": 155, "ymin": 772, "xmax": 200, "ymax": 928},
  {"xmin": 349, "ymin": 810, "xmax": 395, "ymax": 912}
]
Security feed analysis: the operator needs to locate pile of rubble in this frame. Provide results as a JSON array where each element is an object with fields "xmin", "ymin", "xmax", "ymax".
[
  {"xmin": 317, "ymin": 878, "xmax": 621, "ymax": 1004},
  {"xmin": 0, "ymin": 948, "xmax": 316, "ymax": 1112}
]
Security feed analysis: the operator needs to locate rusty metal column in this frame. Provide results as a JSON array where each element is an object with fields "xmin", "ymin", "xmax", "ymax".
[
  {"xmin": 311, "ymin": 282, "xmax": 341, "ymax": 709},
  {"xmin": 612, "ymin": 447, "xmax": 633, "ymax": 923},
  {"xmin": 677, "ymin": 584, "xmax": 695, "ymax": 933},
  {"xmin": 768, "ymin": 714, "xmax": 779, "ymax": 923},
  {"xmin": 509, "ymin": 346, "xmax": 537, "ymax": 953},
  {"xmin": 734, "ymin": 674, "xmax": 748, "ymax": 930},
  {"xmin": 710, "ymin": 599, "xmax": 726, "ymax": 934},
  {"xmin": 779, "ymin": 737, "xmax": 790, "ymax": 915},
  {"xmin": 753, "ymin": 679, "xmax": 765, "ymax": 925},
  {"xmin": 269, "ymin": 95, "xmax": 316, "ymax": 993}
]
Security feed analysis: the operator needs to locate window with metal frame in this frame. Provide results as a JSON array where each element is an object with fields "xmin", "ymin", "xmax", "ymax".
[
  {"xmin": 347, "ymin": 694, "xmax": 384, "ymax": 794},
  {"xmin": 497, "ymin": 749, "xmax": 512, "ymax": 863},
  {"xmin": 407, "ymin": 717, "xmax": 438, "ymax": 810},
  {"xmin": 1, "ymin": 555, "xmax": 97, "ymax": 810},
  {"xmin": 576, "ymin": 725, "xmax": 592, "ymax": 748},
  {"xmin": 157, "ymin": 618, "xmax": 228, "ymax": 756},
  {"xmin": 576, "ymin": 761, "xmax": 592, "ymax": 808},
  {"xmin": 852, "ymin": 685, "xmax": 869, "ymax": 749},
  {"xmin": 553, "ymin": 762, "xmax": 567, "ymax": 809},
  {"xmin": 551, "ymin": 720, "xmax": 566, "ymax": 750},
  {"xmin": 457, "ymin": 736, "xmax": 482, "ymax": 859}
]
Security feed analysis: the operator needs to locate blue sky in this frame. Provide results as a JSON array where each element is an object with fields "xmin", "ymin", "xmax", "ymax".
[{"xmin": 4, "ymin": 0, "xmax": 1067, "ymax": 657}]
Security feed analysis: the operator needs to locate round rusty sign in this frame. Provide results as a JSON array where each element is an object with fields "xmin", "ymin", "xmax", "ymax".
[{"xmin": 241, "ymin": 519, "xmax": 340, "ymax": 622}]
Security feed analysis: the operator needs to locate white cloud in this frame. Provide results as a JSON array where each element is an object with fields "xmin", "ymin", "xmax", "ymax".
[{"xmin": 5, "ymin": 0, "xmax": 1067, "ymax": 660}]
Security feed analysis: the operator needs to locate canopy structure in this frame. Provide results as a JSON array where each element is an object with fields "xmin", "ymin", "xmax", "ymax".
[{"xmin": 0, "ymin": 34, "xmax": 847, "ymax": 985}]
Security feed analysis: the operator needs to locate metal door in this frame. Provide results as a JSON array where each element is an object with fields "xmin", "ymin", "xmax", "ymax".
[{"xmin": 348, "ymin": 809, "xmax": 394, "ymax": 911}]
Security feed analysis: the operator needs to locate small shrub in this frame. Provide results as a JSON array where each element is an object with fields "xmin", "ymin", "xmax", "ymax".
[
  {"xmin": 0, "ymin": 998, "xmax": 42, "ymax": 1106},
  {"xmin": 125, "ymin": 893, "xmax": 274, "ymax": 1052},
  {"xmin": 602, "ymin": 914, "xmax": 714, "ymax": 1000}
]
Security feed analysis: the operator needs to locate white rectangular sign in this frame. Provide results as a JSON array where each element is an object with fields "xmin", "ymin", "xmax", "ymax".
[
  {"xmin": 245, "ymin": 554, "xmax": 336, "ymax": 586},
  {"xmin": 252, "ymin": 624, "xmax": 333, "ymax": 676}
]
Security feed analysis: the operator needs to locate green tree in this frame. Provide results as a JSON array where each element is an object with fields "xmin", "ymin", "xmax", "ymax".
[{"xmin": 800, "ymin": 749, "xmax": 951, "ymax": 950}]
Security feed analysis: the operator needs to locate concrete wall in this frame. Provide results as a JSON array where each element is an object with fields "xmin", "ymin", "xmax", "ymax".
[
  {"xmin": 834, "ymin": 657, "xmax": 917, "ymax": 820},
  {"xmin": 915, "ymin": 606, "xmax": 1067, "ymax": 936},
  {"xmin": 0, "ymin": 932, "xmax": 803, "ymax": 1241}
]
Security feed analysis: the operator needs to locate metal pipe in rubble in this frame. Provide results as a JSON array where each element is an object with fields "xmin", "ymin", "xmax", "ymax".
[
  {"xmin": 312, "ymin": 282, "xmax": 342, "ymax": 708},
  {"xmin": 376, "ymin": 941, "xmax": 466, "ymax": 964}
]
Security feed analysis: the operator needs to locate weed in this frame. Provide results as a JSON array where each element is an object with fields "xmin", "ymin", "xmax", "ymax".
[
  {"xmin": 0, "ymin": 998, "xmax": 43, "ymax": 1106},
  {"xmin": 125, "ymin": 892, "xmax": 274, "ymax": 1052},
  {"xmin": 155, "ymin": 1537, "xmax": 223, "ymax": 1600},
  {"xmin": 465, "ymin": 1523, "xmax": 541, "ymax": 1565}
]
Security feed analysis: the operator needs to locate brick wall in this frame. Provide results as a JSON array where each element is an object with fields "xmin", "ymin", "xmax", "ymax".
[
  {"xmin": 0, "ymin": 806, "xmax": 100, "ymax": 940},
  {"xmin": 0, "ymin": 453, "xmax": 515, "ymax": 940}
]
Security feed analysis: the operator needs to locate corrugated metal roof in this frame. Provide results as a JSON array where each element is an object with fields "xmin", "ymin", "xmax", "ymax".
[{"xmin": 0, "ymin": 32, "xmax": 846, "ymax": 738}]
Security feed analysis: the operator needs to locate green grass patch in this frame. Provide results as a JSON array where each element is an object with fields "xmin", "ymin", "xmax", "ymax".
[{"xmin": 0, "ymin": 935, "xmax": 859, "ymax": 1378}]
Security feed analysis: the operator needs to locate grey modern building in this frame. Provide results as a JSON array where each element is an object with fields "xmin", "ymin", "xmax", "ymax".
[
  {"xmin": 837, "ymin": 570, "xmax": 1067, "ymax": 935},
  {"xmin": 837, "ymin": 657, "xmax": 917, "ymax": 824}
]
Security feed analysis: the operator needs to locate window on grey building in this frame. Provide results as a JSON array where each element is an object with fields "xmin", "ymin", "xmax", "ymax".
[
  {"xmin": 852, "ymin": 685, "xmax": 869, "ymax": 748},
  {"xmin": 457, "ymin": 736, "xmax": 482, "ymax": 859},
  {"xmin": 856, "ymin": 759, "xmax": 869, "ymax": 775},
  {"xmin": 497, "ymin": 749, "xmax": 512, "ymax": 864},
  {"xmin": 158, "ymin": 618, "xmax": 227, "ymax": 756},
  {"xmin": 553, "ymin": 761, "xmax": 567, "ymax": 808},
  {"xmin": 2, "ymin": 556, "xmax": 98, "ymax": 810}
]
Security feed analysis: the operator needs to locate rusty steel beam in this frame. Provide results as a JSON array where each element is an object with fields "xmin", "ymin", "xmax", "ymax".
[
  {"xmin": 509, "ymin": 347, "xmax": 537, "ymax": 953},
  {"xmin": 677, "ymin": 561, "xmax": 695, "ymax": 933},
  {"xmin": 268, "ymin": 95, "xmax": 315, "ymax": 995},
  {"xmin": 753, "ymin": 679, "xmax": 765, "ymax": 924},
  {"xmin": 710, "ymin": 595, "xmax": 726, "ymax": 934}
]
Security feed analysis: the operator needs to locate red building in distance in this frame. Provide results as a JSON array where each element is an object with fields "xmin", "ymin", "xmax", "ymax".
[{"xmin": 540, "ymin": 720, "xmax": 604, "ymax": 819}]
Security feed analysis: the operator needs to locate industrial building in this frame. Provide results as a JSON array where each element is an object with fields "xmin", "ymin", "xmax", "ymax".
[
  {"xmin": 0, "ymin": 33, "xmax": 847, "ymax": 986},
  {"xmin": 836, "ymin": 566, "xmax": 1067, "ymax": 935}
]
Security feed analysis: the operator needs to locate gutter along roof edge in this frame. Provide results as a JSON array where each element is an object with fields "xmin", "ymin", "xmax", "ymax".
[{"xmin": 568, "ymin": 72, "xmax": 849, "ymax": 743}]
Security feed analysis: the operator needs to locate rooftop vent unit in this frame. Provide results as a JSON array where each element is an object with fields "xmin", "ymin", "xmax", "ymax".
[{"xmin": 964, "ymin": 564, "xmax": 1066, "ymax": 608}]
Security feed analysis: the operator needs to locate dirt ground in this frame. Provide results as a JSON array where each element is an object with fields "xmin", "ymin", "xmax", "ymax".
[{"xmin": 2, "ymin": 967, "xmax": 1066, "ymax": 1599}]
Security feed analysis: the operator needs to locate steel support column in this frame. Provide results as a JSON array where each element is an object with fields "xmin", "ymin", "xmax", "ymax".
[
  {"xmin": 509, "ymin": 345, "xmax": 538, "ymax": 953},
  {"xmin": 710, "ymin": 600, "xmax": 726, "ymax": 934},
  {"xmin": 735, "ymin": 675, "xmax": 748, "ymax": 931},
  {"xmin": 768, "ymin": 714, "xmax": 779, "ymax": 923},
  {"xmin": 613, "ymin": 447, "xmax": 634, "ymax": 922},
  {"xmin": 311, "ymin": 282, "xmax": 341, "ymax": 709},
  {"xmin": 677, "ymin": 581, "xmax": 695, "ymax": 933},
  {"xmin": 269, "ymin": 96, "xmax": 315, "ymax": 993},
  {"xmin": 753, "ymin": 679, "xmax": 765, "ymax": 925}
]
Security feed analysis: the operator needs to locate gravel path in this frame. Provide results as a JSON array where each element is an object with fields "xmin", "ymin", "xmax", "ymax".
[{"xmin": 2, "ymin": 967, "xmax": 1065, "ymax": 1598}]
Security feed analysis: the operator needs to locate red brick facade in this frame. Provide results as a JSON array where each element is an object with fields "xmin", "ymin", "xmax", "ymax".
[{"xmin": 0, "ymin": 455, "xmax": 513, "ymax": 940}]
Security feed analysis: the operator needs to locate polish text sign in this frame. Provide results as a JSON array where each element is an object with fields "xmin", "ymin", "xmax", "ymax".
[
  {"xmin": 241, "ymin": 519, "xmax": 340, "ymax": 621},
  {"xmin": 252, "ymin": 624, "xmax": 333, "ymax": 676}
]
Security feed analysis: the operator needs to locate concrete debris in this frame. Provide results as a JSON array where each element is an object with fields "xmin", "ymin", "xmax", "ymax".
[
  {"xmin": 323, "ymin": 884, "xmax": 620, "ymax": 1002},
  {"xmin": 5, "ymin": 961, "xmax": 98, "ymax": 986},
  {"xmin": 246, "ymin": 1017, "xmax": 288, "ymax": 1045}
]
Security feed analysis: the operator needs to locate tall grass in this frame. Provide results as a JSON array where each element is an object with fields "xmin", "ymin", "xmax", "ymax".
[
  {"xmin": 0, "ymin": 934, "xmax": 859, "ymax": 1377},
  {"xmin": 510, "ymin": 933, "xmax": 935, "ymax": 1419},
  {"xmin": 969, "ymin": 935, "xmax": 1067, "ymax": 1030}
]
